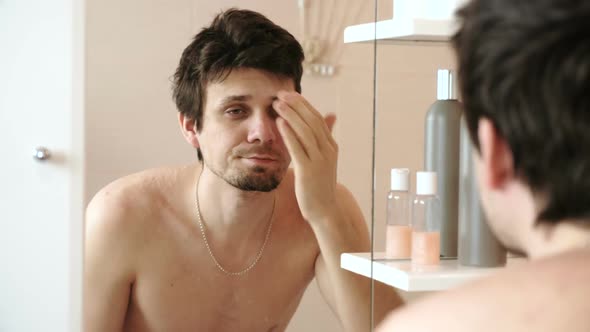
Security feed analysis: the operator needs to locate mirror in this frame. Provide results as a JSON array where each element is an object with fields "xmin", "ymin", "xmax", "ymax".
[{"xmin": 85, "ymin": 0, "xmax": 378, "ymax": 331}]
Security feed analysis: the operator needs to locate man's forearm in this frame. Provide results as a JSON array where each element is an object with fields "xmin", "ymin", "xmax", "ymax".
[{"xmin": 312, "ymin": 211, "xmax": 404, "ymax": 332}]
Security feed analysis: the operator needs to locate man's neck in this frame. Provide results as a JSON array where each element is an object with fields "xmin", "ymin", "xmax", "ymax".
[
  {"xmin": 527, "ymin": 220, "xmax": 590, "ymax": 259},
  {"xmin": 195, "ymin": 165, "xmax": 277, "ymax": 245}
]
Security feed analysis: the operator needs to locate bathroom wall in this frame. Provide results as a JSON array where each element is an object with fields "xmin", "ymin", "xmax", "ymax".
[{"xmin": 85, "ymin": 0, "xmax": 455, "ymax": 330}]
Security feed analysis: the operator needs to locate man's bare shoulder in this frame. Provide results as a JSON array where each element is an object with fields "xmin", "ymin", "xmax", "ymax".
[
  {"xmin": 377, "ymin": 250, "xmax": 590, "ymax": 332},
  {"xmin": 85, "ymin": 164, "xmax": 199, "ymax": 237}
]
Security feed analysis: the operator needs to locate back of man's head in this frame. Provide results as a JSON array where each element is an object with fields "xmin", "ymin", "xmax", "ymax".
[{"xmin": 453, "ymin": 0, "xmax": 590, "ymax": 224}]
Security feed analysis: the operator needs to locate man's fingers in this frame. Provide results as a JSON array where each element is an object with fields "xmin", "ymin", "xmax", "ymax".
[
  {"xmin": 277, "ymin": 91, "xmax": 337, "ymax": 152},
  {"xmin": 274, "ymin": 100, "xmax": 320, "ymax": 158},
  {"xmin": 276, "ymin": 117, "xmax": 308, "ymax": 162},
  {"xmin": 277, "ymin": 92, "xmax": 326, "ymax": 146},
  {"xmin": 324, "ymin": 113, "xmax": 337, "ymax": 133}
]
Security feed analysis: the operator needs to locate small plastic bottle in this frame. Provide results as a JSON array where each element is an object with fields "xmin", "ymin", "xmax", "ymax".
[
  {"xmin": 385, "ymin": 168, "xmax": 412, "ymax": 259},
  {"xmin": 412, "ymin": 171, "xmax": 441, "ymax": 265}
]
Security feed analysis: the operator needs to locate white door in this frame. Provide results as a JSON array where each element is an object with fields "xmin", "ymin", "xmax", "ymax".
[{"xmin": 0, "ymin": 0, "xmax": 85, "ymax": 331}]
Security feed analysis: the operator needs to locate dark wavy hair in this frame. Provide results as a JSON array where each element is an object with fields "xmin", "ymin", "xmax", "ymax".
[
  {"xmin": 452, "ymin": 0, "xmax": 590, "ymax": 224},
  {"xmin": 172, "ymin": 8, "xmax": 304, "ymax": 160}
]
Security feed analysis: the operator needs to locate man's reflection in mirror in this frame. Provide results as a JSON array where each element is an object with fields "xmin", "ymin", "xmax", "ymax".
[{"xmin": 84, "ymin": 8, "xmax": 402, "ymax": 332}]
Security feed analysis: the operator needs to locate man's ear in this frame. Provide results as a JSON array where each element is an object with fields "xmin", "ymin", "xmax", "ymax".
[
  {"xmin": 178, "ymin": 113, "xmax": 200, "ymax": 148},
  {"xmin": 477, "ymin": 118, "xmax": 514, "ymax": 189}
]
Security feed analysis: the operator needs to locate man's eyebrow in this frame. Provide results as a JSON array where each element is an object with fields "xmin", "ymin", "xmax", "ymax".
[
  {"xmin": 217, "ymin": 95, "xmax": 253, "ymax": 107},
  {"xmin": 218, "ymin": 95, "xmax": 281, "ymax": 104}
]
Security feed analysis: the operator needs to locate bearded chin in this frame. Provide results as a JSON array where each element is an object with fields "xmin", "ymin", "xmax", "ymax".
[
  {"xmin": 228, "ymin": 169, "xmax": 281, "ymax": 192},
  {"xmin": 207, "ymin": 162, "xmax": 282, "ymax": 192}
]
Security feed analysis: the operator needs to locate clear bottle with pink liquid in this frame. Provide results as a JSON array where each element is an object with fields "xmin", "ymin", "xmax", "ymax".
[
  {"xmin": 385, "ymin": 168, "xmax": 412, "ymax": 259},
  {"xmin": 412, "ymin": 171, "xmax": 441, "ymax": 265}
]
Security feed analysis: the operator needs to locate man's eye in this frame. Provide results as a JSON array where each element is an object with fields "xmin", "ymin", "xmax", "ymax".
[{"xmin": 226, "ymin": 109, "xmax": 245, "ymax": 116}]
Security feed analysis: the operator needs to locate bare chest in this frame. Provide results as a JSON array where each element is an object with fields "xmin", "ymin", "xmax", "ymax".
[{"xmin": 123, "ymin": 219, "xmax": 318, "ymax": 332}]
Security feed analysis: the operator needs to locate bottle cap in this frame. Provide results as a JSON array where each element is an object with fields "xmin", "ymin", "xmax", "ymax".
[
  {"xmin": 416, "ymin": 171, "xmax": 437, "ymax": 195},
  {"xmin": 437, "ymin": 69, "xmax": 457, "ymax": 100},
  {"xmin": 390, "ymin": 168, "xmax": 410, "ymax": 191}
]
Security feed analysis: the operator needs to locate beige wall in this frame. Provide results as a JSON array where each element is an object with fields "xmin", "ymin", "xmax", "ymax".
[{"xmin": 86, "ymin": 0, "xmax": 455, "ymax": 330}]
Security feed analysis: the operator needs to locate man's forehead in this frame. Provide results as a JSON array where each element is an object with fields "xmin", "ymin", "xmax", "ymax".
[
  {"xmin": 207, "ymin": 68, "xmax": 295, "ymax": 90},
  {"xmin": 205, "ymin": 69, "xmax": 295, "ymax": 105}
]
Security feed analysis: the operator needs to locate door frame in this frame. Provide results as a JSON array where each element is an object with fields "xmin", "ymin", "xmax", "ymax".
[{"xmin": 69, "ymin": 0, "xmax": 86, "ymax": 330}]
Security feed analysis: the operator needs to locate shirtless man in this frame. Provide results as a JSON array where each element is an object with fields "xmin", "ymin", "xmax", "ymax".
[
  {"xmin": 378, "ymin": 1, "xmax": 590, "ymax": 331},
  {"xmin": 84, "ymin": 8, "xmax": 401, "ymax": 332}
]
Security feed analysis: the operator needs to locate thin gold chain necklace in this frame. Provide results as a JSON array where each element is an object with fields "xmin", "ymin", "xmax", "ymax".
[{"xmin": 195, "ymin": 173, "xmax": 275, "ymax": 276}]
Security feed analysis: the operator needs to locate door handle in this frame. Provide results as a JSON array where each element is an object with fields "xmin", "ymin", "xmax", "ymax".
[{"xmin": 33, "ymin": 147, "xmax": 51, "ymax": 161}]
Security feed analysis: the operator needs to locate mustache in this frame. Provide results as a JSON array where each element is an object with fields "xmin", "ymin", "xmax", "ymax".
[{"xmin": 233, "ymin": 144, "xmax": 281, "ymax": 158}]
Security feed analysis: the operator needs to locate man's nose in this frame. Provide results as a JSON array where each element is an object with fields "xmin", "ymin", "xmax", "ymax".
[{"xmin": 247, "ymin": 113, "xmax": 277, "ymax": 144}]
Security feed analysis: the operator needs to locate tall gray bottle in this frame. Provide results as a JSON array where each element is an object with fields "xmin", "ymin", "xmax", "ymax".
[
  {"xmin": 424, "ymin": 69, "xmax": 462, "ymax": 258},
  {"xmin": 458, "ymin": 116, "xmax": 507, "ymax": 267}
]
